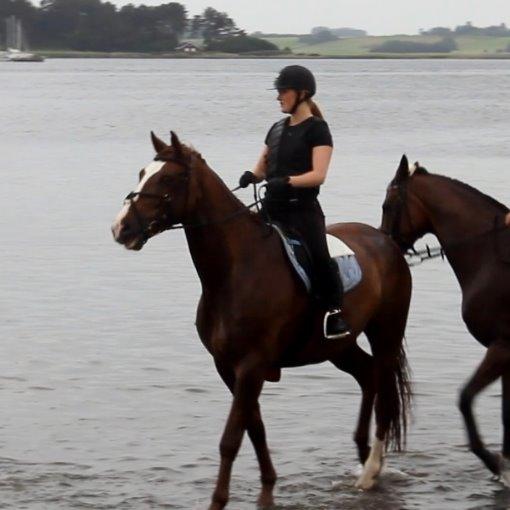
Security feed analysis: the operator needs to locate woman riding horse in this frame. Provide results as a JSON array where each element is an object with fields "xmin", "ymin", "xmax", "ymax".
[
  {"xmin": 238, "ymin": 65, "xmax": 349, "ymax": 339},
  {"xmin": 111, "ymin": 133, "xmax": 412, "ymax": 508}
]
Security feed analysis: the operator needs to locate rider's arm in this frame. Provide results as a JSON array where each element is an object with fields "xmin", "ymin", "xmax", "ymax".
[
  {"xmin": 288, "ymin": 145, "xmax": 333, "ymax": 188},
  {"xmin": 252, "ymin": 146, "xmax": 268, "ymax": 182}
]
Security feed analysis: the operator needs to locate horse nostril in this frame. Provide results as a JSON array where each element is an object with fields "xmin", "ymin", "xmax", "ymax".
[{"xmin": 112, "ymin": 221, "xmax": 133, "ymax": 242}]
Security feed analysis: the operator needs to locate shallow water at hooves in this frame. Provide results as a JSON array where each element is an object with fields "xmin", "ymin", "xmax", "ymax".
[{"xmin": 1, "ymin": 59, "xmax": 510, "ymax": 509}]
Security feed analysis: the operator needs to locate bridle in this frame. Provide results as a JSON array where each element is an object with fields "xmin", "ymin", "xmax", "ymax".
[
  {"xmin": 123, "ymin": 155, "xmax": 263, "ymax": 246},
  {"xmin": 385, "ymin": 181, "xmax": 418, "ymax": 254},
  {"xmin": 123, "ymin": 189, "xmax": 175, "ymax": 244},
  {"xmin": 386, "ymin": 180, "xmax": 509, "ymax": 266}
]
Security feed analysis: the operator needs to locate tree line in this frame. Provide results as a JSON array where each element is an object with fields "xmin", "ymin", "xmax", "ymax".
[
  {"xmin": 421, "ymin": 22, "xmax": 510, "ymax": 37},
  {"xmin": 371, "ymin": 37, "xmax": 458, "ymax": 54},
  {"xmin": 0, "ymin": 0, "xmax": 278, "ymax": 53}
]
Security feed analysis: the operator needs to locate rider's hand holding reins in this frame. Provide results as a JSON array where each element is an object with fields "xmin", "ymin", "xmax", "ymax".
[
  {"xmin": 239, "ymin": 171, "xmax": 258, "ymax": 188},
  {"xmin": 267, "ymin": 176, "xmax": 291, "ymax": 194}
]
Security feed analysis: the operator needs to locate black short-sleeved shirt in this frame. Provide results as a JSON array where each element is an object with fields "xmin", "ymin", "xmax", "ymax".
[{"xmin": 264, "ymin": 116, "xmax": 333, "ymax": 201}]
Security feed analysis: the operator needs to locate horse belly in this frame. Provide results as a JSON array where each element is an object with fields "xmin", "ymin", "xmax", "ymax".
[{"xmin": 462, "ymin": 294, "xmax": 510, "ymax": 346}]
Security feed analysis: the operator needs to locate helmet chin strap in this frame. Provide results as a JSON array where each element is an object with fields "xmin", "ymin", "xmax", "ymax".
[{"xmin": 289, "ymin": 91, "xmax": 309, "ymax": 115}]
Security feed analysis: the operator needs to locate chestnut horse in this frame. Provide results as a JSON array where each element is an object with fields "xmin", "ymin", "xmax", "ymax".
[
  {"xmin": 381, "ymin": 155, "xmax": 510, "ymax": 486},
  {"xmin": 112, "ymin": 132, "xmax": 412, "ymax": 509}
]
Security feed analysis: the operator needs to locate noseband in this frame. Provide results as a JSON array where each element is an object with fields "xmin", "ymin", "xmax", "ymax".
[{"xmin": 124, "ymin": 190, "xmax": 175, "ymax": 244}]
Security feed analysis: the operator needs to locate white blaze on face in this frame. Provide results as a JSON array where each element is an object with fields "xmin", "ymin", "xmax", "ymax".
[
  {"xmin": 111, "ymin": 161, "xmax": 165, "ymax": 239},
  {"xmin": 136, "ymin": 161, "xmax": 166, "ymax": 192}
]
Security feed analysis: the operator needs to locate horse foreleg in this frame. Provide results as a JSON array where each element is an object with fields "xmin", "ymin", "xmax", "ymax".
[
  {"xmin": 502, "ymin": 370, "xmax": 510, "ymax": 486},
  {"xmin": 214, "ymin": 362, "xmax": 276, "ymax": 507},
  {"xmin": 458, "ymin": 340, "xmax": 510, "ymax": 477},
  {"xmin": 247, "ymin": 402, "xmax": 277, "ymax": 507},
  {"xmin": 330, "ymin": 343, "xmax": 375, "ymax": 464},
  {"xmin": 209, "ymin": 362, "xmax": 265, "ymax": 510}
]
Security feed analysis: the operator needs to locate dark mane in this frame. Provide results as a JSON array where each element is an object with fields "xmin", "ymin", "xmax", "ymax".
[
  {"xmin": 156, "ymin": 142, "xmax": 264, "ymax": 221},
  {"xmin": 418, "ymin": 171, "xmax": 509, "ymax": 213},
  {"xmin": 413, "ymin": 165, "xmax": 428, "ymax": 176}
]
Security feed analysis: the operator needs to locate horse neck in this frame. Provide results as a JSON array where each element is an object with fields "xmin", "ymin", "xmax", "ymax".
[
  {"xmin": 183, "ymin": 163, "xmax": 265, "ymax": 290},
  {"xmin": 410, "ymin": 173, "xmax": 504, "ymax": 285}
]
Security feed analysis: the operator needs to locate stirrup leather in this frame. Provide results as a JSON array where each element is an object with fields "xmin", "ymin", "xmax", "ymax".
[{"xmin": 323, "ymin": 309, "xmax": 351, "ymax": 340}]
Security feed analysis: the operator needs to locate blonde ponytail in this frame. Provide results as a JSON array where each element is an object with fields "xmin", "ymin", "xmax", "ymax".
[{"xmin": 308, "ymin": 99, "xmax": 324, "ymax": 119}]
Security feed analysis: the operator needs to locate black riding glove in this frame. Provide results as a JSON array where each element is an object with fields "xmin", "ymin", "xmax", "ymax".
[
  {"xmin": 266, "ymin": 176, "xmax": 290, "ymax": 194},
  {"xmin": 239, "ymin": 171, "xmax": 257, "ymax": 188}
]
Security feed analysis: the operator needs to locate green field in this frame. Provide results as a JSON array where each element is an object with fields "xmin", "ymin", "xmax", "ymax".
[
  {"xmin": 261, "ymin": 34, "xmax": 510, "ymax": 58},
  {"xmin": 33, "ymin": 35, "xmax": 510, "ymax": 59}
]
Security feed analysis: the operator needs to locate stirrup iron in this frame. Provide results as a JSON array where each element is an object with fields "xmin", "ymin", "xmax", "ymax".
[{"xmin": 323, "ymin": 309, "xmax": 351, "ymax": 340}]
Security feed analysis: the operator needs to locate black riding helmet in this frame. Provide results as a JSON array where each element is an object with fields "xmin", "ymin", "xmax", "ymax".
[{"xmin": 273, "ymin": 65, "xmax": 316, "ymax": 98}]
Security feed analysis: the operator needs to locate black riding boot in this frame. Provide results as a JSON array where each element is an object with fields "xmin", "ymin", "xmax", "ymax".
[{"xmin": 323, "ymin": 259, "xmax": 351, "ymax": 340}]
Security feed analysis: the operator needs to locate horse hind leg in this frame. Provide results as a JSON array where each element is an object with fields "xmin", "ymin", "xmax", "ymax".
[
  {"xmin": 355, "ymin": 314, "xmax": 412, "ymax": 490},
  {"xmin": 355, "ymin": 435, "xmax": 385, "ymax": 490},
  {"xmin": 458, "ymin": 340, "xmax": 510, "ymax": 479},
  {"xmin": 330, "ymin": 343, "xmax": 376, "ymax": 465},
  {"xmin": 501, "ymin": 368, "xmax": 510, "ymax": 486}
]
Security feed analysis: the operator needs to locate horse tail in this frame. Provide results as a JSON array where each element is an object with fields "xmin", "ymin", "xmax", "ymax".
[
  {"xmin": 382, "ymin": 339, "xmax": 412, "ymax": 452},
  {"xmin": 375, "ymin": 249, "xmax": 413, "ymax": 452},
  {"xmin": 368, "ymin": 309, "xmax": 412, "ymax": 451}
]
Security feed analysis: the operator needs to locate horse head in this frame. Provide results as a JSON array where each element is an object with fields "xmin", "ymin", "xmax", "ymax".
[
  {"xmin": 380, "ymin": 154, "xmax": 432, "ymax": 252},
  {"xmin": 112, "ymin": 131, "xmax": 200, "ymax": 250}
]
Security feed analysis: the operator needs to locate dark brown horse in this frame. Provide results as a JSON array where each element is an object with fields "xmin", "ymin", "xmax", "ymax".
[
  {"xmin": 112, "ymin": 132, "xmax": 412, "ymax": 509},
  {"xmin": 381, "ymin": 155, "xmax": 510, "ymax": 486}
]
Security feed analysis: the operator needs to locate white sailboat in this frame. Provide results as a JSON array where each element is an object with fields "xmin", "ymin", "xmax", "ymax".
[
  {"xmin": 4, "ymin": 16, "xmax": 44, "ymax": 62},
  {"xmin": 6, "ymin": 47, "xmax": 44, "ymax": 62}
]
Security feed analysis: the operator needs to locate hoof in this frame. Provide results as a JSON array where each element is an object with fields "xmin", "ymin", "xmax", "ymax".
[
  {"xmin": 354, "ymin": 458, "xmax": 383, "ymax": 490},
  {"xmin": 354, "ymin": 475, "xmax": 377, "ymax": 490},
  {"xmin": 355, "ymin": 463, "xmax": 381, "ymax": 490},
  {"xmin": 500, "ymin": 456, "xmax": 510, "ymax": 488},
  {"xmin": 257, "ymin": 495, "xmax": 274, "ymax": 508},
  {"xmin": 208, "ymin": 498, "xmax": 227, "ymax": 510},
  {"xmin": 257, "ymin": 485, "xmax": 275, "ymax": 508},
  {"xmin": 479, "ymin": 449, "xmax": 503, "ymax": 476}
]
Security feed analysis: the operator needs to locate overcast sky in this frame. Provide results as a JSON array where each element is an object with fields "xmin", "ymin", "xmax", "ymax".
[{"xmin": 109, "ymin": 0, "xmax": 510, "ymax": 35}]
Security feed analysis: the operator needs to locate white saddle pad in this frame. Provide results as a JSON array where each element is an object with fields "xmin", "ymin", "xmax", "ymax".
[{"xmin": 326, "ymin": 234, "xmax": 354, "ymax": 258}]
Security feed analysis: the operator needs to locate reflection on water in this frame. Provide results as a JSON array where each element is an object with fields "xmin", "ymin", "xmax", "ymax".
[{"xmin": 1, "ymin": 58, "xmax": 509, "ymax": 509}]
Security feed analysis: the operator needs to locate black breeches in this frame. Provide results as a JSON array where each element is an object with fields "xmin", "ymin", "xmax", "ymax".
[{"xmin": 263, "ymin": 199, "xmax": 344, "ymax": 309}]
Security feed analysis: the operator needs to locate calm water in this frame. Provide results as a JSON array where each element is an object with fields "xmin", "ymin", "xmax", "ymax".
[{"xmin": 1, "ymin": 58, "xmax": 510, "ymax": 509}]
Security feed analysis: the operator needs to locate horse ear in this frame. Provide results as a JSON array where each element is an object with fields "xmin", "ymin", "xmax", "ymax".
[
  {"xmin": 170, "ymin": 131, "xmax": 182, "ymax": 153},
  {"xmin": 394, "ymin": 154, "xmax": 410, "ymax": 183},
  {"xmin": 170, "ymin": 131, "xmax": 183, "ymax": 157},
  {"xmin": 151, "ymin": 131, "xmax": 167, "ymax": 154}
]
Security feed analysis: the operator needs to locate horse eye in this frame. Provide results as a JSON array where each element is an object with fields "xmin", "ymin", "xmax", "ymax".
[{"xmin": 138, "ymin": 169, "xmax": 145, "ymax": 181}]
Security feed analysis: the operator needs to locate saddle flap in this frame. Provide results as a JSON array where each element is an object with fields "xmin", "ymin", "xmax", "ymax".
[
  {"xmin": 326, "ymin": 234, "xmax": 354, "ymax": 257},
  {"xmin": 272, "ymin": 225, "xmax": 362, "ymax": 294}
]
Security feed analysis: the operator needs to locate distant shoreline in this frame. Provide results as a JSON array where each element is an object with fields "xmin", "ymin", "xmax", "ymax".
[{"xmin": 25, "ymin": 50, "xmax": 510, "ymax": 60}]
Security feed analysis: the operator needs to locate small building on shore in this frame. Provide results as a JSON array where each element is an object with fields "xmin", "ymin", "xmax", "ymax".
[{"xmin": 175, "ymin": 42, "xmax": 199, "ymax": 53}]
